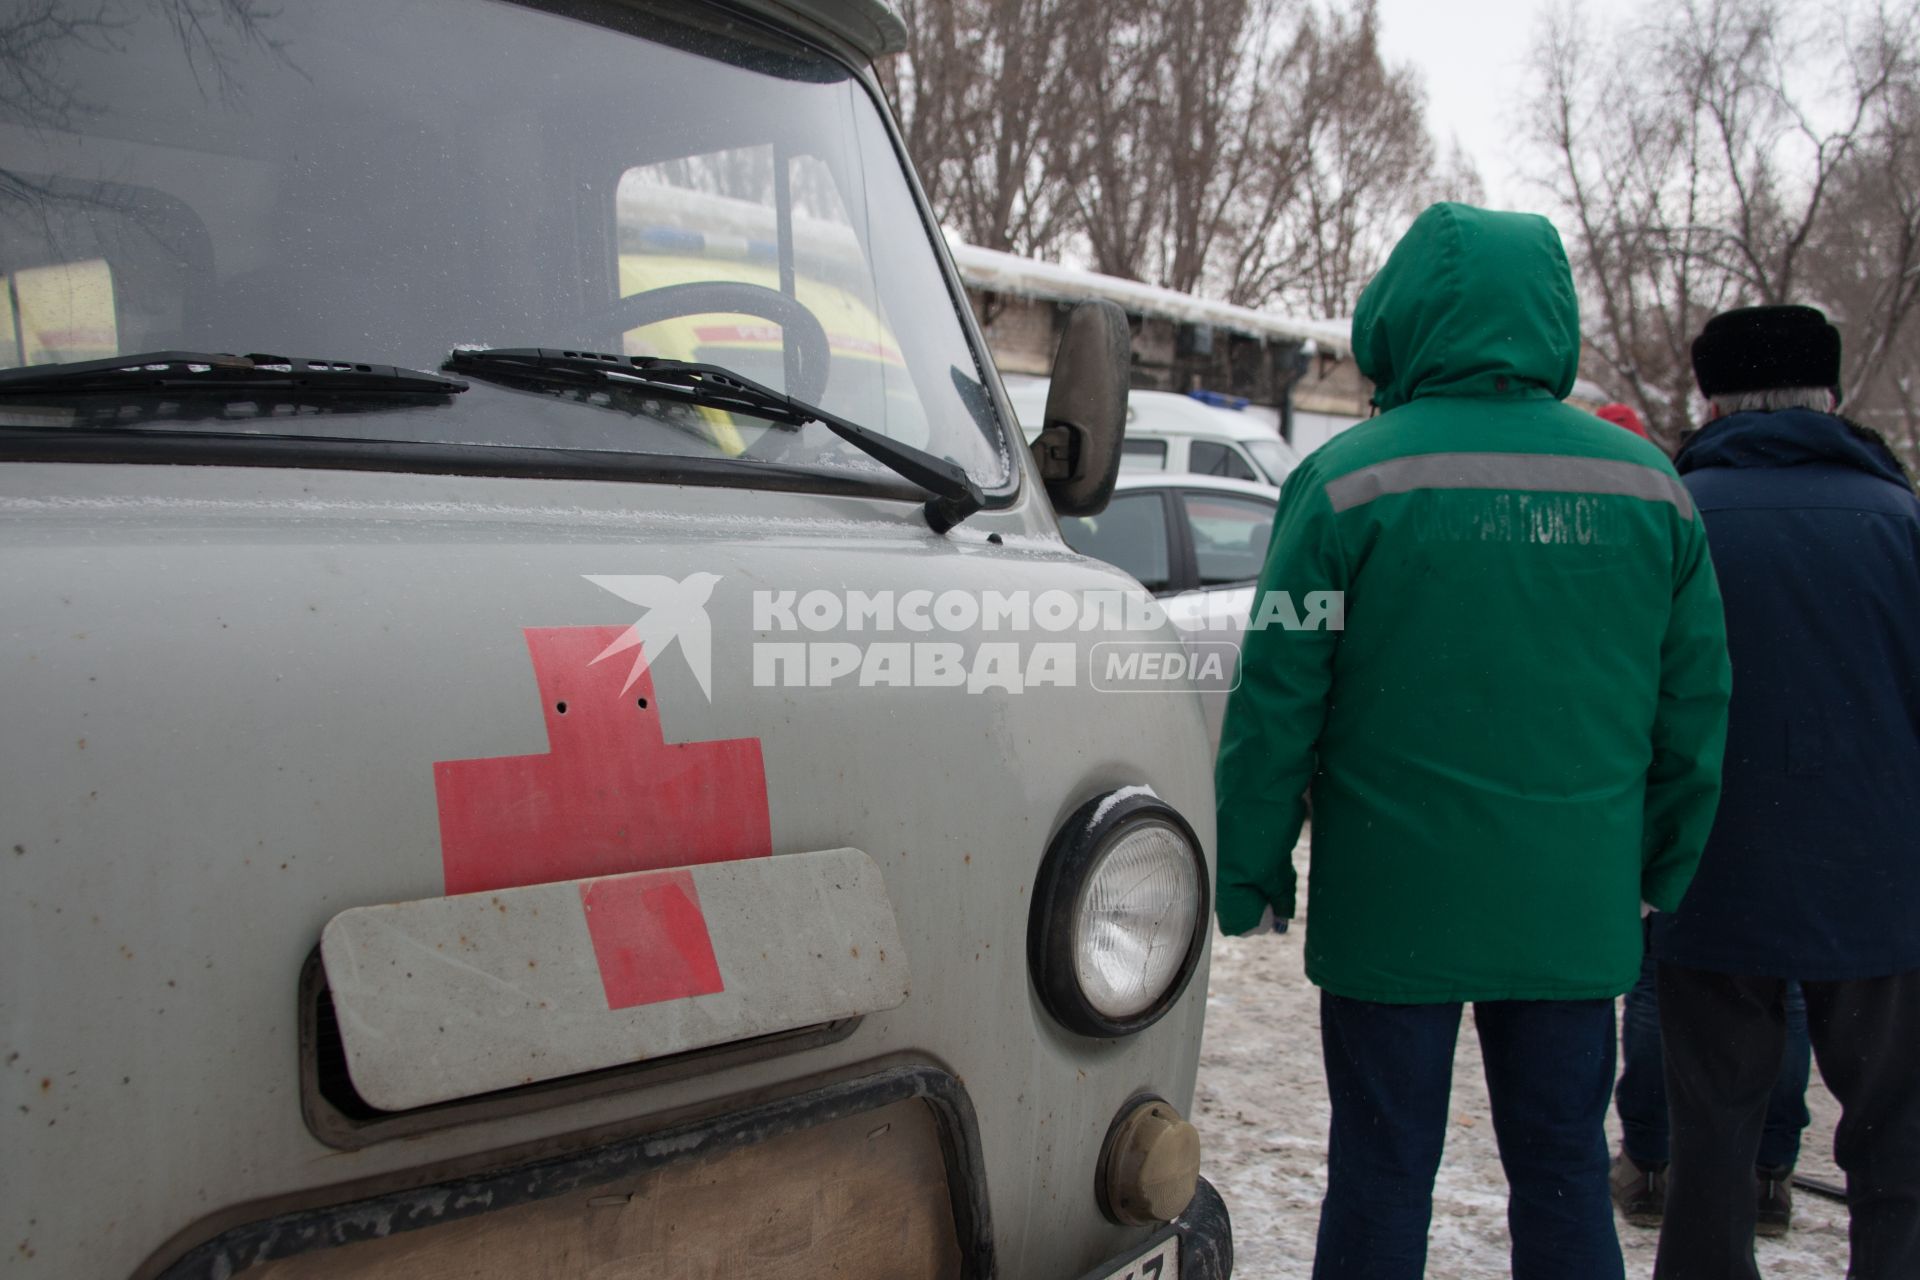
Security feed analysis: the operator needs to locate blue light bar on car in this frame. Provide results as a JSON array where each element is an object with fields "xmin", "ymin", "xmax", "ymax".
[{"xmin": 1186, "ymin": 390, "xmax": 1250, "ymax": 411}]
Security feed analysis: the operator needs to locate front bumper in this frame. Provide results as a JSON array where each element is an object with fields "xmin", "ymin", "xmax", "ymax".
[{"xmin": 1077, "ymin": 1177, "xmax": 1233, "ymax": 1280}]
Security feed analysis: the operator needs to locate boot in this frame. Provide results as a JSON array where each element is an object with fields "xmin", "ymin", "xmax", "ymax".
[
  {"xmin": 1756, "ymin": 1165, "xmax": 1794, "ymax": 1237},
  {"xmin": 1610, "ymin": 1151, "xmax": 1668, "ymax": 1228}
]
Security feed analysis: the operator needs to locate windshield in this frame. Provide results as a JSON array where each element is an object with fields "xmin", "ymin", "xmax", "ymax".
[
  {"xmin": 0, "ymin": 0, "xmax": 1009, "ymax": 490},
  {"xmin": 1243, "ymin": 438, "xmax": 1298, "ymax": 484}
]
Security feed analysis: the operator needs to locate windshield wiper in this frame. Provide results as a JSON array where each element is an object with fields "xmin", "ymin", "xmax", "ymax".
[
  {"xmin": 447, "ymin": 347, "xmax": 985, "ymax": 533},
  {"xmin": 0, "ymin": 351, "xmax": 467, "ymax": 397}
]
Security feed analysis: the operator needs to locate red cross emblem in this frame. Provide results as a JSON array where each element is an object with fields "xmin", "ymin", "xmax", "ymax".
[{"xmin": 433, "ymin": 626, "xmax": 771, "ymax": 1008}]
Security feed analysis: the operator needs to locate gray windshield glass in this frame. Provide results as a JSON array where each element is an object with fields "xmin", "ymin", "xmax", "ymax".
[
  {"xmin": 1243, "ymin": 438, "xmax": 1297, "ymax": 484},
  {"xmin": 0, "ymin": 0, "xmax": 1010, "ymax": 488}
]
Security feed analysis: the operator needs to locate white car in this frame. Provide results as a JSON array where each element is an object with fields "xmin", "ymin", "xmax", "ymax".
[
  {"xmin": 1056, "ymin": 473, "xmax": 1279, "ymax": 747},
  {"xmin": 1007, "ymin": 380, "xmax": 1301, "ymax": 486}
]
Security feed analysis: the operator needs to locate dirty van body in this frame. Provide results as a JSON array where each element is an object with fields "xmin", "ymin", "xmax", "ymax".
[{"xmin": 0, "ymin": 2, "xmax": 1229, "ymax": 1278}]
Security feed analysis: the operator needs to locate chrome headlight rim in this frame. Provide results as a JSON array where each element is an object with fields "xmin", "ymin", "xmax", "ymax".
[{"xmin": 1027, "ymin": 789, "xmax": 1210, "ymax": 1039}]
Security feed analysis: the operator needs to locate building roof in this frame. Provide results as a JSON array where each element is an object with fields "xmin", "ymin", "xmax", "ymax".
[{"xmin": 949, "ymin": 242, "xmax": 1352, "ymax": 358}]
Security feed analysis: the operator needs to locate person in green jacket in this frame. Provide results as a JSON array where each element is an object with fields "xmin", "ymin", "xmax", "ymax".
[{"xmin": 1215, "ymin": 203, "xmax": 1732, "ymax": 1280}]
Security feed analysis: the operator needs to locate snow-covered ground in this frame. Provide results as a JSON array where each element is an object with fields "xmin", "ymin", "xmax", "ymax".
[{"xmin": 1193, "ymin": 838, "xmax": 1853, "ymax": 1279}]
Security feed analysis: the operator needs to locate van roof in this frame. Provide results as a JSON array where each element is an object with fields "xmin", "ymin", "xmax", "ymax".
[
  {"xmin": 726, "ymin": 0, "xmax": 907, "ymax": 58},
  {"xmin": 1113, "ymin": 472, "xmax": 1280, "ymax": 500}
]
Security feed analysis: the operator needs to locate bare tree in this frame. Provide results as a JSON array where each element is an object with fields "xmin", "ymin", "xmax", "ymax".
[
  {"xmin": 1146, "ymin": 0, "xmax": 1289, "ymax": 294},
  {"xmin": 1284, "ymin": 1, "xmax": 1437, "ymax": 316},
  {"xmin": 1052, "ymin": 2, "xmax": 1166, "ymax": 280},
  {"xmin": 1805, "ymin": 76, "xmax": 1920, "ymax": 463},
  {"xmin": 884, "ymin": 0, "xmax": 1474, "ymax": 317},
  {"xmin": 1208, "ymin": 1, "xmax": 1446, "ymax": 316},
  {"xmin": 1530, "ymin": 0, "xmax": 1920, "ymax": 447},
  {"xmin": 878, "ymin": 0, "xmax": 1079, "ymax": 257},
  {"xmin": 895, "ymin": 0, "xmax": 1280, "ymax": 285}
]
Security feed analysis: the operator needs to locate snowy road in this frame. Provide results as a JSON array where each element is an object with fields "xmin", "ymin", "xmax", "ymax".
[{"xmin": 1192, "ymin": 840, "xmax": 1853, "ymax": 1279}]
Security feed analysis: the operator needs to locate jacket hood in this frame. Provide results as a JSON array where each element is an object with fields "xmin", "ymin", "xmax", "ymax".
[
  {"xmin": 1675, "ymin": 409, "xmax": 1913, "ymax": 490},
  {"xmin": 1353, "ymin": 203, "xmax": 1582, "ymax": 412}
]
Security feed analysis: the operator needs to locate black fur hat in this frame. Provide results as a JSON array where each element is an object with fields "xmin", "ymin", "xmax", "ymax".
[{"xmin": 1691, "ymin": 304, "xmax": 1843, "ymax": 404}]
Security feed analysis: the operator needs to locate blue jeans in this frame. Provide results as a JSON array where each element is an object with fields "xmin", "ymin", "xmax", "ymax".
[
  {"xmin": 1313, "ymin": 992, "xmax": 1624, "ymax": 1280},
  {"xmin": 1615, "ymin": 953, "xmax": 1811, "ymax": 1169}
]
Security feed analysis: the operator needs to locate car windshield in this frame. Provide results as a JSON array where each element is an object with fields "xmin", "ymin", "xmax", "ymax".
[
  {"xmin": 0, "ymin": 0, "xmax": 1010, "ymax": 490},
  {"xmin": 1242, "ymin": 437, "xmax": 1297, "ymax": 484}
]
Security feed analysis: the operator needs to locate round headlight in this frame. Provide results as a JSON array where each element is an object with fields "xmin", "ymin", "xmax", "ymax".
[
  {"xmin": 1074, "ymin": 820, "xmax": 1202, "ymax": 1018},
  {"xmin": 1029, "ymin": 789, "xmax": 1209, "ymax": 1037}
]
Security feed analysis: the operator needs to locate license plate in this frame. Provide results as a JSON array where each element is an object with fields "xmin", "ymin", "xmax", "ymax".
[{"xmin": 1096, "ymin": 1234, "xmax": 1179, "ymax": 1280}]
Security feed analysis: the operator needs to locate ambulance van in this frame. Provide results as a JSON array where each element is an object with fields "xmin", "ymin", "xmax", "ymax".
[{"xmin": 0, "ymin": 2, "xmax": 1231, "ymax": 1278}]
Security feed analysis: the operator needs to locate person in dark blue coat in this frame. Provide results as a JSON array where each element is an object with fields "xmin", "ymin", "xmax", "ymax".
[{"xmin": 1651, "ymin": 304, "xmax": 1920, "ymax": 1280}]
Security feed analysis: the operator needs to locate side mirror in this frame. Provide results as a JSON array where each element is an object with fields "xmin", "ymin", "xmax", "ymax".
[{"xmin": 1029, "ymin": 300, "xmax": 1129, "ymax": 516}]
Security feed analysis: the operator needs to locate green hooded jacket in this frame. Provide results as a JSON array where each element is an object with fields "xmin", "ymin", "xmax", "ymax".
[{"xmin": 1214, "ymin": 203, "xmax": 1732, "ymax": 1003}]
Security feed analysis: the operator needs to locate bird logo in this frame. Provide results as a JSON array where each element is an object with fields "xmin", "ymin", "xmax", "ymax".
[{"xmin": 582, "ymin": 572, "xmax": 723, "ymax": 701}]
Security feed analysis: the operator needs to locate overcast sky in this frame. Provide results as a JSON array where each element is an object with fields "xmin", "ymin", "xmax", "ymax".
[{"xmin": 1373, "ymin": 0, "xmax": 1554, "ymax": 212}]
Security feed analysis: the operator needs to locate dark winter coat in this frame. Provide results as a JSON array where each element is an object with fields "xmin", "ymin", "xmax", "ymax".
[{"xmin": 1653, "ymin": 408, "xmax": 1920, "ymax": 980}]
